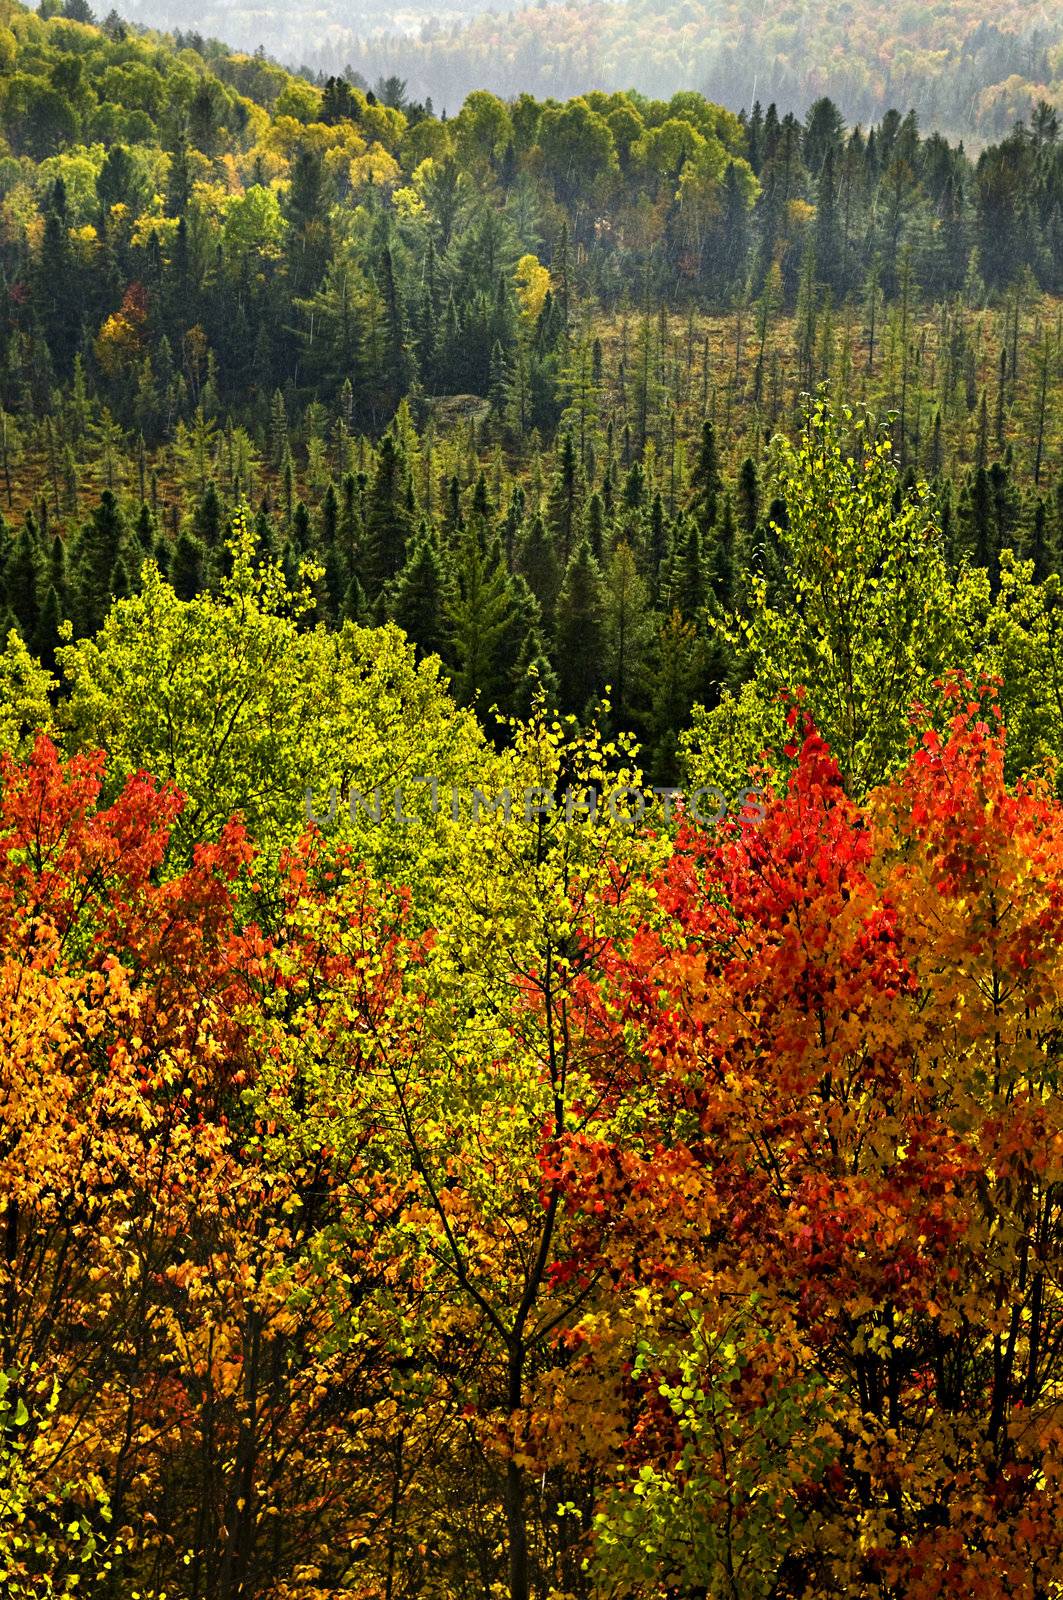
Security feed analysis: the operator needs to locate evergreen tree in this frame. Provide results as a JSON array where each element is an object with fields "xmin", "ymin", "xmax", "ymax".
[
  {"xmin": 547, "ymin": 431, "xmax": 580, "ymax": 561},
  {"xmin": 361, "ymin": 434, "xmax": 411, "ymax": 597},
  {"xmin": 814, "ymin": 147, "xmax": 844, "ymax": 293},
  {"xmin": 514, "ymin": 513, "xmax": 561, "ymax": 627},
  {"xmin": 737, "ymin": 456, "xmax": 760, "ymax": 539},
  {"xmin": 446, "ymin": 520, "xmax": 517, "ymax": 710},
  {"xmin": 707, "ymin": 491, "xmax": 738, "ymax": 608},
  {"xmin": 669, "ymin": 516, "xmax": 707, "ymax": 622},
  {"xmin": 602, "ymin": 538, "xmax": 652, "ymax": 734},
  {"xmin": 34, "ymin": 584, "xmax": 62, "ymax": 673},
  {"xmin": 342, "ymin": 572, "xmax": 368, "ymax": 624},
  {"xmin": 188, "ymin": 478, "xmax": 221, "ymax": 546},
  {"xmin": 377, "ymin": 242, "xmax": 413, "ymax": 407},
  {"xmin": 47, "ymin": 532, "xmax": 70, "ymax": 616},
  {"xmin": 689, "ymin": 421, "xmax": 722, "ymax": 531},
  {"xmin": 7, "ymin": 521, "xmax": 41, "ymax": 640},
  {"xmin": 510, "ymin": 625, "xmax": 559, "ymax": 718},
  {"xmin": 388, "ymin": 526, "xmax": 450, "ymax": 658},
  {"xmin": 171, "ymin": 531, "xmax": 206, "ymax": 600},
  {"xmin": 554, "ymin": 536, "xmax": 605, "ymax": 716},
  {"xmin": 71, "ymin": 492, "xmax": 129, "ymax": 636}
]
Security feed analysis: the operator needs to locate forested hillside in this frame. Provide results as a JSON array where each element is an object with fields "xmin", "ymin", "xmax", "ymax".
[
  {"xmin": 7, "ymin": 2, "xmax": 1063, "ymax": 1597},
  {"xmin": 0, "ymin": 1, "xmax": 1063, "ymax": 775},
  {"xmin": 117, "ymin": 0, "xmax": 1063, "ymax": 142}
]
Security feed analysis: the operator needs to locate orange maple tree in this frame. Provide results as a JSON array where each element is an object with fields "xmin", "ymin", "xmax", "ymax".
[{"xmin": 557, "ymin": 687, "xmax": 1063, "ymax": 1598}]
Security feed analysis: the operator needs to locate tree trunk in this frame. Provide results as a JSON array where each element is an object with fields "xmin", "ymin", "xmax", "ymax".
[{"xmin": 504, "ymin": 1343, "xmax": 530, "ymax": 1600}]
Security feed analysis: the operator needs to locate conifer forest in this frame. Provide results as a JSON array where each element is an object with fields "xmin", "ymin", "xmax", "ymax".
[{"xmin": 5, "ymin": 1, "xmax": 1063, "ymax": 1596}]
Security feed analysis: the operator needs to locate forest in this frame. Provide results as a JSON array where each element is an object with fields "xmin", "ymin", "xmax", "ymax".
[
  {"xmin": 116, "ymin": 0, "xmax": 1063, "ymax": 145},
  {"xmin": 3, "ymin": 0, "xmax": 1063, "ymax": 1596}
]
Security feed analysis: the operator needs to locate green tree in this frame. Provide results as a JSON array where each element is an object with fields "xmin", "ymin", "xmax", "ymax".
[
  {"xmin": 554, "ymin": 536, "xmax": 605, "ymax": 716},
  {"xmin": 682, "ymin": 400, "xmax": 992, "ymax": 796},
  {"xmin": 446, "ymin": 521, "xmax": 517, "ymax": 711},
  {"xmin": 69, "ymin": 491, "xmax": 129, "ymax": 638},
  {"xmin": 388, "ymin": 526, "xmax": 451, "ymax": 659}
]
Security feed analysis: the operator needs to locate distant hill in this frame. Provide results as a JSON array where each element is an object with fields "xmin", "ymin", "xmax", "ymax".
[{"xmin": 117, "ymin": 0, "xmax": 1063, "ymax": 139}]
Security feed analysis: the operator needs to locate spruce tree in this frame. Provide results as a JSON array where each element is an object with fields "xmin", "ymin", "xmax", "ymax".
[
  {"xmin": 554, "ymin": 536, "xmax": 605, "ymax": 716},
  {"xmin": 707, "ymin": 491, "xmax": 738, "ymax": 608},
  {"xmin": 34, "ymin": 585, "xmax": 62, "ymax": 674},
  {"xmin": 7, "ymin": 521, "xmax": 41, "ymax": 641},
  {"xmin": 602, "ymin": 539, "xmax": 652, "ymax": 734},
  {"xmin": 647, "ymin": 491, "xmax": 667, "ymax": 597},
  {"xmin": 361, "ymin": 433, "xmax": 411, "ymax": 597},
  {"xmin": 510, "ymin": 626, "xmax": 559, "ymax": 718},
  {"xmin": 171, "ymin": 531, "xmax": 206, "ymax": 600},
  {"xmin": 495, "ymin": 570, "xmax": 543, "ymax": 718},
  {"xmin": 547, "ymin": 431, "xmax": 580, "ymax": 561},
  {"xmin": 585, "ymin": 492, "xmax": 606, "ymax": 562},
  {"xmin": 342, "ymin": 573, "xmax": 368, "ymax": 625},
  {"xmin": 109, "ymin": 555, "xmax": 131, "ymax": 603},
  {"xmin": 446, "ymin": 521, "xmax": 516, "ymax": 710},
  {"xmin": 319, "ymin": 482, "xmax": 339, "ymax": 553},
  {"xmin": 292, "ymin": 501, "xmax": 313, "ymax": 555},
  {"xmin": 388, "ymin": 527, "xmax": 450, "ymax": 658},
  {"xmin": 71, "ymin": 490, "xmax": 128, "ymax": 636},
  {"xmin": 737, "ymin": 457, "xmax": 760, "ymax": 539},
  {"xmin": 48, "ymin": 533, "xmax": 70, "ymax": 615},
  {"xmin": 1027, "ymin": 496, "xmax": 1055, "ymax": 581},
  {"xmin": 689, "ymin": 420, "xmax": 722, "ymax": 531},
  {"xmin": 192, "ymin": 482, "xmax": 224, "ymax": 549},
  {"xmin": 670, "ymin": 517, "xmax": 707, "ymax": 622},
  {"xmin": 514, "ymin": 514, "xmax": 561, "ymax": 629},
  {"xmin": 136, "ymin": 502, "xmax": 156, "ymax": 553}
]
